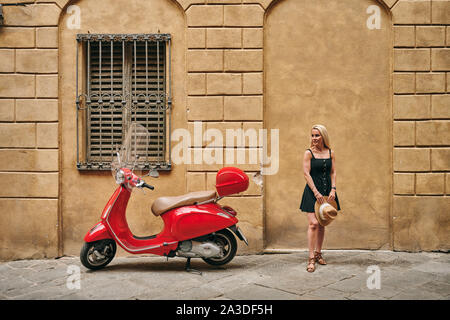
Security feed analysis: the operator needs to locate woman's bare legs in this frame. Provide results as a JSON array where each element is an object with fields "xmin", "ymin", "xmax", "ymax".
[
  {"xmin": 315, "ymin": 224, "xmax": 325, "ymax": 253},
  {"xmin": 307, "ymin": 213, "xmax": 328, "ymax": 270},
  {"xmin": 306, "ymin": 212, "xmax": 319, "ymax": 271},
  {"xmin": 307, "ymin": 212, "xmax": 319, "ymax": 257}
]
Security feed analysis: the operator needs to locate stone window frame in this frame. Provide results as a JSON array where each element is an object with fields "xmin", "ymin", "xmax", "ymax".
[{"xmin": 75, "ymin": 33, "xmax": 173, "ymax": 171}]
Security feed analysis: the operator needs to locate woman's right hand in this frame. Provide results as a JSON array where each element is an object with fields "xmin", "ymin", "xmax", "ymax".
[{"xmin": 315, "ymin": 192, "xmax": 325, "ymax": 205}]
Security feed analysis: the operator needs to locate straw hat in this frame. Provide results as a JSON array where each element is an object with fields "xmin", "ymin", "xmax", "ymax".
[{"xmin": 314, "ymin": 196, "xmax": 339, "ymax": 227}]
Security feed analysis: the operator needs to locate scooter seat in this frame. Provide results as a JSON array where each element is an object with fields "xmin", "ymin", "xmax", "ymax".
[{"xmin": 151, "ymin": 190, "xmax": 217, "ymax": 216}]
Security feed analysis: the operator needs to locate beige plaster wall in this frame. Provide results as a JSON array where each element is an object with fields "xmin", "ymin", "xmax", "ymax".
[
  {"xmin": 264, "ymin": 0, "xmax": 392, "ymax": 250},
  {"xmin": 0, "ymin": 0, "xmax": 449, "ymax": 261},
  {"xmin": 59, "ymin": 0, "xmax": 187, "ymax": 256}
]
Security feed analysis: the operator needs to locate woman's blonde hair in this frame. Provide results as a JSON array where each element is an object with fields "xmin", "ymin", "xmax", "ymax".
[{"xmin": 310, "ymin": 124, "xmax": 331, "ymax": 149}]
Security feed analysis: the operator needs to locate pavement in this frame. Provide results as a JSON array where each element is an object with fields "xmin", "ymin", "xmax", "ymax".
[{"xmin": 0, "ymin": 250, "xmax": 449, "ymax": 300}]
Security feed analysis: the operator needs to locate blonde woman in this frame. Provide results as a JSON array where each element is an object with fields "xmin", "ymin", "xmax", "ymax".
[{"xmin": 300, "ymin": 125, "xmax": 340, "ymax": 272}]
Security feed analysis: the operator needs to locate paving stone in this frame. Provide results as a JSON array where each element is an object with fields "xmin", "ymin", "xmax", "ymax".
[
  {"xmin": 21, "ymin": 266, "xmax": 68, "ymax": 285},
  {"xmin": 2, "ymin": 277, "xmax": 35, "ymax": 298},
  {"xmin": 1, "ymin": 251, "xmax": 449, "ymax": 300},
  {"xmin": 326, "ymin": 274, "xmax": 367, "ymax": 293},
  {"xmin": 254, "ymin": 268, "xmax": 347, "ymax": 296},
  {"xmin": 159, "ymin": 284, "xmax": 223, "ymax": 300},
  {"xmin": 54, "ymin": 292, "xmax": 89, "ymax": 300},
  {"xmin": 348, "ymin": 290, "xmax": 387, "ymax": 300},
  {"xmin": 7, "ymin": 260, "xmax": 39, "ymax": 269},
  {"xmin": 419, "ymin": 280, "xmax": 450, "ymax": 297},
  {"xmin": 303, "ymin": 287, "xmax": 351, "ymax": 300},
  {"xmin": 0, "ymin": 264, "xmax": 13, "ymax": 275},
  {"xmin": 390, "ymin": 288, "xmax": 445, "ymax": 300},
  {"xmin": 11, "ymin": 284, "xmax": 74, "ymax": 300},
  {"xmin": 411, "ymin": 261, "xmax": 450, "ymax": 274},
  {"xmin": 224, "ymin": 284, "xmax": 302, "ymax": 300},
  {"xmin": 77, "ymin": 279, "xmax": 150, "ymax": 300},
  {"xmin": 354, "ymin": 284, "xmax": 402, "ymax": 300},
  {"xmin": 383, "ymin": 269, "xmax": 439, "ymax": 289},
  {"xmin": 208, "ymin": 272, "xmax": 271, "ymax": 296}
]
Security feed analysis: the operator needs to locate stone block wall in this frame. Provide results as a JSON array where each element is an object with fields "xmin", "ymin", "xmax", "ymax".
[
  {"xmin": 391, "ymin": 0, "xmax": 450, "ymax": 251},
  {"xmin": 184, "ymin": 2, "xmax": 265, "ymax": 253},
  {"xmin": 0, "ymin": 1, "xmax": 62, "ymax": 260},
  {"xmin": 0, "ymin": 0, "xmax": 448, "ymax": 260},
  {"xmin": 183, "ymin": 0, "xmax": 449, "ymax": 252}
]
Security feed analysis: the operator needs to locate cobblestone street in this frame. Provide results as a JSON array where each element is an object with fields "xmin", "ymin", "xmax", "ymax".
[{"xmin": 1, "ymin": 250, "xmax": 449, "ymax": 300}]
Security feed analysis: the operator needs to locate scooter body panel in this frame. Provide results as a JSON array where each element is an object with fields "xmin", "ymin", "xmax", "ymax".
[
  {"xmin": 83, "ymin": 187, "xmax": 123, "ymax": 242},
  {"xmin": 99, "ymin": 185, "xmax": 178, "ymax": 255},
  {"xmin": 167, "ymin": 203, "xmax": 238, "ymax": 241},
  {"xmin": 85, "ymin": 184, "xmax": 240, "ymax": 257},
  {"xmin": 84, "ymin": 221, "xmax": 112, "ymax": 243}
]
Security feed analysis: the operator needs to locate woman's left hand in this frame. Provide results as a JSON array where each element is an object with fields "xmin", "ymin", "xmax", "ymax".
[{"xmin": 328, "ymin": 190, "xmax": 336, "ymax": 202}]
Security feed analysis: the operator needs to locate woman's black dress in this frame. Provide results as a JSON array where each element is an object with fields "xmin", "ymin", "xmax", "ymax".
[{"xmin": 300, "ymin": 148, "xmax": 341, "ymax": 213}]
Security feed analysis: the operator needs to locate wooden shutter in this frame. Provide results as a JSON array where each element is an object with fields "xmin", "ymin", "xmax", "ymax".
[
  {"xmin": 88, "ymin": 40, "xmax": 124, "ymax": 163},
  {"xmin": 76, "ymin": 34, "xmax": 171, "ymax": 170},
  {"xmin": 129, "ymin": 40, "xmax": 166, "ymax": 163}
]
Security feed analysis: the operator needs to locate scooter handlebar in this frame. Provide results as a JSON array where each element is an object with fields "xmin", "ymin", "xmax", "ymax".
[{"xmin": 142, "ymin": 182, "xmax": 154, "ymax": 190}]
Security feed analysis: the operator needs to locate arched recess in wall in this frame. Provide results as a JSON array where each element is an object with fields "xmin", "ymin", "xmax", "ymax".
[
  {"xmin": 58, "ymin": 0, "xmax": 186, "ymax": 255},
  {"xmin": 263, "ymin": 0, "xmax": 393, "ymax": 250}
]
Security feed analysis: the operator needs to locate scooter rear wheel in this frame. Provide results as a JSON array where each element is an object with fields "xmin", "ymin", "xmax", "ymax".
[
  {"xmin": 80, "ymin": 239, "xmax": 116, "ymax": 270},
  {"xmin": 202, "ymin": 229, "xmax": 237, "ymax": 266}
]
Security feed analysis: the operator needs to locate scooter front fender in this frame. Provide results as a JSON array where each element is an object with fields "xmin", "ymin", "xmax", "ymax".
[{"xmin": 84, "ymin": 222, "xmax": 113, "ymax": 243}]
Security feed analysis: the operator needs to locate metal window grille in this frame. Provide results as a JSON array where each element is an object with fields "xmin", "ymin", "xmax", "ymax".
[{"xmin": 75, "ymin": 34, "xmax": 172, "ymax": 171}]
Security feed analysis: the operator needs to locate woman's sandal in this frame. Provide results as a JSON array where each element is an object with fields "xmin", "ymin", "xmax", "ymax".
[
  {"xmin": 314, "ymin": 251, "xmax": 327, "ymax": 265},
  {"xmin": 306, "ymin": 257, "xmax": 316, "ymax": 272}
]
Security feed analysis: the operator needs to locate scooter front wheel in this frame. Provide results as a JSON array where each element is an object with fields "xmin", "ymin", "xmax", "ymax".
[
  {"xmin": 202, "ymin": 229, "xmax": 237, "ymax": 266},
  {"xmin": 80, "ymin": 239, "xmax": 116, "ymax": 270}
]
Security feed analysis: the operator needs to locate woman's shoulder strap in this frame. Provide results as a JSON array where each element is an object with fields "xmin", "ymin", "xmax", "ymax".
[{"xmin": 307, "ymin": 148, "xmax": 315, "ymax": 159}]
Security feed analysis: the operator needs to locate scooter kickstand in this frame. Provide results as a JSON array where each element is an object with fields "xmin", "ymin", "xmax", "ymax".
[{"xmin": 185, "ymin": 258, "xmax": 202, "ymax": 276}]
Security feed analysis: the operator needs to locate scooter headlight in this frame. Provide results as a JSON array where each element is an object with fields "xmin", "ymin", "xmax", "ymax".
[{"xmin": 115, "ymin": 169, "xmax": 125, "ymax": 184}]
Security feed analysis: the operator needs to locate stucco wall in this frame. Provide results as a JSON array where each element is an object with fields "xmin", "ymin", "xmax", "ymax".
[
  {"xmin": 265, "ymin": 0, "xmax": 392, "ymax": 250},
  {"xmin": 0, "ymin": 0, "xmax": 449, "ymax": 261},
  {"xmin": 58, "ymin": 0, "xmax": 187, "ymax": 256}
]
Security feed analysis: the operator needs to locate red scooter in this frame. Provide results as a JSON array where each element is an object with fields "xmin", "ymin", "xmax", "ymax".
[{"xmin": 80, "ymin": 124, "xmax": 249, "ymax": 272}]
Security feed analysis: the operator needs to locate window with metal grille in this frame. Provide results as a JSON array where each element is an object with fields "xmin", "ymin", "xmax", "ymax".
[{"xmin": 75, "ymin": 34, "xmax": 172, "ymax": 171}]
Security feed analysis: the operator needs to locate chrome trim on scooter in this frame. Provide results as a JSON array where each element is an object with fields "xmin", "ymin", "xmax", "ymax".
[
  {"xmin": 195, "ymin": 198, "xmax": 216, "ymax": 205},
  {"xmin": 102, "ymin": 205, "xmax": 112, "ymax": 220},
  {"xmin": 219, "ymin": 208, "xmax": 234, "ymax": 218},
  {"xmin": 217, "ymin": 212, "xmax": 231, "ymax": 219}
]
